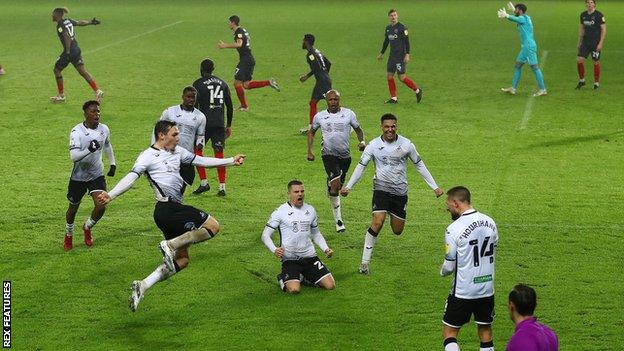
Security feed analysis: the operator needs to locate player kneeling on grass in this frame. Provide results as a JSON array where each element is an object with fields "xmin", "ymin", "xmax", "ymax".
[
  {"xmin": 261, "ymin": 180, "xmax": 335, "ymax": 294},
  {"xmin": 97, "ymin": 120, "xmax": 245, "ymax": 311}
]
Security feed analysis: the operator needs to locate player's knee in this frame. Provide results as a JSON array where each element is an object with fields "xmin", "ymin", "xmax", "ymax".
[
  {"xmin": 203, "ymin": 218, "xmax": 220, "ymax": 236},
  {"xmin": 176, "ymin": 257, "xmax": 189, "ymax": 270},
  {"xmin": 322, "ymin": 278, "xmax": 336, "ymax": 290},
  {"xmin": 242, "ymin": 82, "xmax": 250, "ymax": 89},
  {"xmin": 392, "ymin": 228, "xmax": 403, "ymax": 235},
  {"xmin": 285, "ymin": 286, "xmax": 300, "ymax": 294},
  {"xmin": 593, "ymin": 60, "xmax": 600, "ymax": 65},
  {"xmin": 577, "ymin": 57, "xmax": 585, "ymax": 63},
  {"xmin": 514, "ymin": 62, "xmax": 524, "ymax": 69},
  {"xmin": 530, "ymin": 64, "xmax": 539, "ymax": 72}
]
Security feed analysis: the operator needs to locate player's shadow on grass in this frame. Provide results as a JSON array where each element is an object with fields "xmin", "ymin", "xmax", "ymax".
[{"xmin": 520, "ymin": 131, "xmax": 622, "ymax": 150}]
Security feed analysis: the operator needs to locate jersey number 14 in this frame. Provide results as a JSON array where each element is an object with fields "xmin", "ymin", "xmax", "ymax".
[
  {"xmin": 208, "ymin": 85, "xmax": 224, "ymax": 104},
  {"xmin": 469, "ymin": 236, "xmax": 494, "ymax": 267}
]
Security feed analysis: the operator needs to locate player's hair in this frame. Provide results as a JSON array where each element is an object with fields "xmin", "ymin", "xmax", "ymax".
[
  {"xmin": 53, "ymin": 7, "xmax": 68, "ymax": 16},
  {"xmin": 325, "ymin": 89, "xmax": 340, "ymax": 98},
  {"xmin": 303, "ymin": 34, "xmax": 315, "ymax": 45},
  {"xmin": 82, "ymin": 100, "xmax": 100, "ymax": 112},
  {"xmin": 380, "ymin": 113, "xmax": 397, "ymax": 123},
  {"xmin": 446, "ymin": 186, "xmax": 471, "ymax": 204},
  {"xmin": 515, "ymin": 3, "xmax": 527, "ymax": 13},
  {"xmin": 154, "ymin": 120, "xmax": 177, "ymax": 140},
  {"xmin": 201, "ymin": 58, "xmax": 215, "ymax": 76},
  {"xmin": 287, "ymin": 180, "xmax": 303, "ymax": 190},
  {"xmin": 388, "ymin": 9, "xmax": 397, "ymax": 15},
  {"xmin": 509, "ymin": 284, "xmax": 537, "ymax": 316},
  {"xmin": 586, "ymin": 0, "xmax": 595, "ymax": 4},
  {"xmin": 229, "ymin": 15, "xmax": 240, "ymax": 25},
  {"xmin": 182, "ymin": 86, "xmax": 197, "ymax": 95}
]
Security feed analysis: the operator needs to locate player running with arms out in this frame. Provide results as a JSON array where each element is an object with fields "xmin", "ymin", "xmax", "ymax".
[
  {"xmin": 97, "ymin": 120, "xmax": 245, "ymax": 312},
  {"xmin": 261, "ymin": 180, "xmax": 335, "ymax": 294},
  {"xmin": 217, "ymin": 15, "xmax": 279, "ymax": 111},
  {"xmin": 307, "ymin": 90, "xmax": 365, "ymax": 232},
  {"xmin": 340, "ymin": 113, "xmax": 443, "ymax": 275},
  {"xmin": 440, "ymin": 186, "xmax": 498, "ymax": 351},
  {"xmin": 576, "ymin": 0, "xmax": 606, "ymax": 90},
  {"xmin": 377, "ymin": 9, "xmax": 422, "ymax": 104},
  {"xmin": 299, "ymin": 34, "xmax": 332, "ymax": 134},
  {"xmin": 192, "ymin": 59, "xmax": 234, "ymax": 196},
  {"xmin": 64, "ymin": 100, "xmax": 116, "ymax": 251},
  {"xmin": 153, "ymin": 86, "xmax": 206, "ymax": 194},
  {"xmin": 50, "ymin": 7, "xmax": 103, "ymax": 103},
  {"xmin": 498, "ymin": 3, "xmax": 547, "ymax": 97}
]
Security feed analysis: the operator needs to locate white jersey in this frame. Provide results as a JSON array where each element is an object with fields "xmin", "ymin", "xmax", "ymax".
[
  {"xmin": 130, "ymin": 145, "xmax": 196, "ymax": 204},
  {"xmin": 359, "ymin": 135, "xmax": 426, "ymax": 196},
  {"xmin": 444, "ymin": 210, "xmax": 498, "ymax": 299},
  {"xmin": 159, "ymin": 105, "xmax": 206, "ymax": 152},
  {"xmin": 69, "ymin": 122, "xmax": 111, "ymax": 181},
  {"xmin": 311, "ymin": 107, "xmax": 360, "ymax": 158},
  {"xmin": 266, "ymin": 202, "xmax": 325, "ymax": 260}
]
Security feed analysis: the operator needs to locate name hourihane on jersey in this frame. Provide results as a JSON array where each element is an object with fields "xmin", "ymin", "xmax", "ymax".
[
  {"xmin": 341, "ymin": 113, "xmax": 443, "ymax": 275},
  {"xmin": 64, "ymin": 100, "xmax": 116, "ymax": 251},
  {"xmin": 262, "ymin": 180, "xmax": 335, "ymax": 294},
  {"xmin": 440, "ymin": 186, "xmax": 498, "ymax": 351},
  {"xmin": 97, "ymin": 120, "xmax": 245, "ymax": 312}
]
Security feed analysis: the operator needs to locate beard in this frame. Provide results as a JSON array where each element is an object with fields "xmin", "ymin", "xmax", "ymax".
[{"xmin": 450, "ymin": 212, "xmax": 460, "ymax": 220}]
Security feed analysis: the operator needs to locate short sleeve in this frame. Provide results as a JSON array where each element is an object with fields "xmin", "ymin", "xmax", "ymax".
[
  {"xmin": 160, "ymin": 108, "xmax": 170, "ymax": 121},
  {"xmin": 266, "ymin": 209, "xmax": 281, "ymax": 229},
  {"xmin": 444, "ymin": 228, "xmax": 457, "ymax": 261},
  {"xmin": 69, "ymin": 129, "xmax": 81, "ymax": 150},
  {"xmin": 349, "ymin": 111, "xmax": 361, "ymax": 129},
  {"xmin": 359, "ymin": 143, "xmax": 373, "ymax": 166},
  {"xmin": 311, "ymin": 114, "xmax": 321, "ymax": 131},
  {"xmin": 131, "ymin": 151, "xmax": 151, "ymax": 175}
]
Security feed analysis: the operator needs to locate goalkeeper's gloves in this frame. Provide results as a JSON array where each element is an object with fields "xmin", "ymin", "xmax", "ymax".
[
  {"xmin": 107, "ymin": 165, "xmax": 116, "ymax": 177},
  {"xmin": 88, "ymin": 139, "xmax": 101, "ymax": 153},
  {"xmin": 91, "ymin": 17, "xmax": 101, "ymax": 25},
  {"xmin": 507, "ymin": 2, "xmax": 515, "ymax": 12},
  {"xmin": 497, "ymin": 8, "xmax": 509, "ymax": 18}
]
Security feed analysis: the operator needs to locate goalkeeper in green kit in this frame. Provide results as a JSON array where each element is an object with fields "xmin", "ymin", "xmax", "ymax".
[{"xmin": 498, "ymin": 2, "xmax": 547, "ymax": 97}]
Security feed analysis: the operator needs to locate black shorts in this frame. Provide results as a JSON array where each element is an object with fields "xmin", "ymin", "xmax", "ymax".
[
  {"xmin": 443, "ymin": 294, "xmax": 495, "ymax": 328},
  {"xmin": 67, "ymin": 176, "xmax": 106, "ymax": 205},
  {"xmin": 578, "ymin": 41, "xmax": 601, "ymax": 60},
  {"xmin": 372, "ymin": 190, "xmax": 408, "ymax": 220},
  {"xmin": 55, "ymin": 45, "xmax": 84, "ymax": 70},
  {"xmin": 387, "ymin": 56, "xmax": 407, "ymax": 74},
  {"xmin": 322, "ymin": 155, "xmax": 351, "ymax": 185},
  {"xmin": 205, "ymin": 127, "xmax": 226, "ymax": 152},
  {"xmin": 179, "ymin": 163, "xmax": 195, "ymax": 186},
  {"xmin": 281, "ymin": 256, "xmax": 331, "ymax": 285},
  {"xmin": 153, "ymin": 201, "xmax": 210, "ymax": 240},
  {"xmin": 234, "ymin": 58, "xmax": 255, "ymax": 82},
  {"xmin": 312, "ymin": 79, "xmax": 332, "ymax": 101}
]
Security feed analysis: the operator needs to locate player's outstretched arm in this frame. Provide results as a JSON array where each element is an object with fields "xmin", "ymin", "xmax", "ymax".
[
  {"xmin": 97, "ymin": 172, "xmax": 140, "ymax": 205},
  {"xmin": 75, "ymin": 18, "xmax": 100, "ymax": 26},
  {"xmin": 192, "ymin": 154, "xmax": 245, "ymax": 168},
  {"xmin": 217, "ymin": 39, "xmax": 242, "ymax": 49}
]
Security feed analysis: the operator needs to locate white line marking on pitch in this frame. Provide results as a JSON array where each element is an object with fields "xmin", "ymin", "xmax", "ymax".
[
  {"xmin": 519, "ymin": 50, "xmax": 548, "ymax": 130},
  {"xmin": 0, "ymin": 21, "xmax": 184, "ymax": 83}
]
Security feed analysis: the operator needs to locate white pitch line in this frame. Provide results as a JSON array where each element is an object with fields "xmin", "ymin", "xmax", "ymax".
[
  {"xmin": 519, "ymin": 50, "xmax": 548, "ymax": 130},
  {"xmin": 0, "ymin": 20, "xmax": 184, "ymax": 83}
]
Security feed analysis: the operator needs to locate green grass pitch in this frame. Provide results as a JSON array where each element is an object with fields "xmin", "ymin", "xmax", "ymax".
[{"xmin": 0, "ymin": 0, "xmax": 623, "ymax": 349}]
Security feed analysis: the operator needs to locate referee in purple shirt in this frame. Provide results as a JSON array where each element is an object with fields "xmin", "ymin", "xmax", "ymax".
[{"xmin": 506, "ymin": 284, "xmax": 559, "ymax": 351}]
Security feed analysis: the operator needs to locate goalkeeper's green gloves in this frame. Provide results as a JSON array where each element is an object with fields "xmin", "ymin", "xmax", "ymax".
[{"xmin": 507, "ymin": 2, "xmax": 515, "ymax": 12}]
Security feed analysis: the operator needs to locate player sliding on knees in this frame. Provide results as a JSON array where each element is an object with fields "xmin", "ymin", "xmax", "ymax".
[
  {"xmin": 97, "ymin": 120, "xmax": 245, "ymax": 312},
  {"xmin": 262, "ymin": 180, "xmax": 336, "ymax": 294}
]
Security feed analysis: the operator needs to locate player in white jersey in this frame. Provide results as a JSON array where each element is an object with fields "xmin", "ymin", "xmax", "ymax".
[
  {"xmin": 97, "ymin": 120, "xmax": 245, "ymax": 311},
  {"xmin": 64, "ymin": 100, "xmax": 116, "ymax": 251},
  {"xmin": 155, "ymin": 86, "xmax": 206, "ymax": 191},
  {"xmin": 307, "ymin": 90, "xmax": 366, "ymax": 232},
  {"xmin": 341, "ymin": 113, "xmax": 444, "ymax": 274},
  {"xmin": 261, "ymin": 180, "xmax": 335, "ymax": 294},
  {"xmin": 440, "ymin": 186, "xmax": 497, "ymax": 351}
]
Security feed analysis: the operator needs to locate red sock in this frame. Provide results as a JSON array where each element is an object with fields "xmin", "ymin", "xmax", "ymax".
[
  {"xmin": 215, "ymin": 151, "xmax": 226, "ymax": 184},
  {"xmin": 88, "ymin": 80, "xmax": 98, "ymax": 91},
  {"xmin": 235, "ymin": 85, "xmax": 248, "ymax": 108},
  {"xmin": 247, "ymin": 80, "xmax": 270, "ymax": 89},
  {"xmin": 387, "ymin": 77, "xmax": 397, "ymax": 98},
  {"xmin": 309, "ymin": 100, "xmax": 318, "ymax": 124},
  {"xmin": 195, "ymin": 149, "xmax": 206, "ymax": 180},
  {"xmin": 57, "ymin": 81, "xmax": 64, "ymax": 94},
  {"xmin": 593, "ymin": 62, "xmax": 601, "ymax": 83},
  {"xmin": 577, "ymin": 62, "xmax": 585, "ymax": 80},
  {"xmin": 402, "ymin": 77, "xmax": 419, "ymax": 91}
]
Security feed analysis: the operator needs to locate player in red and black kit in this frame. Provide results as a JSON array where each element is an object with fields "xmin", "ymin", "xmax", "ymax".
[
  {"xmin": 192, "ymin": 59, "xmax": 234, "ymax": 197},
  {"xmin": 377, "ymin": 9, "xmax": 422, "ymax": 104},
  {"xmin": 217, "ymin": 15, "xmax": 279, "ymax": 111},
  {"xmin": 299, "ymin": 34, "xmax": 332, "ymax": 134},
  {"xmin": 50, "ymin": 7, "xmax": 103, "ymax": 103},
  {"xmin": 576, "ymin": 0, "xmax": 607, "ymax": 90}
]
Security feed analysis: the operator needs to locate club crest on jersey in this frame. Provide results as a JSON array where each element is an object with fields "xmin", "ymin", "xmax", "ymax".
[
  {"xmin": 309, "ymin": 54, "xmax": 315, "ymax": 61},
  {"xmin": 404, "ymin": 30, "xmax": 408, "ymax": 35},
  {"xmin": 292, "ymin": 221, "xmax": 299, "ymax": 233},
  {"xmin": 58, "ymin": 27, "xmax": 63, "ymax": 33},
  {"xmin": 237, "ymin": 33, "xmax": 243, "ymax": 38}
]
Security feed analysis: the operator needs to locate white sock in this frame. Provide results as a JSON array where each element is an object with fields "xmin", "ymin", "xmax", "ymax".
[
  {"xmin": 219, "ymin": 183, "xmax": 226, "ymax": 191},
  {"xmin": 200, "ymin": 179, "xmax": 208, "ymax": 186},
  {"xmin": 444, "ymin": 339, "xmax": 460, "ymax": 351},
  {"xmin": 329, "ymin": 196, "xmax": 342, "ymax": 222},
  {"xmin": 84, "ymin": 217, "xmax": 97, "ymax": 229},
  {"xmin": 168, "ymin": 227, "xmax": 213, "ymax": 250},
  {"xmin": 141, "ymin": 263, "xmax": 175, "ymax": 291},
  {"xmin": 65, "ymin": 223, "xmax": 74, "ymax": 236},
  {"xmin": 361, "ymin": 230, "xmax": 378, "ymax": 263},
  {"xmin": 480, "ymin": 347, "xmax": 493, "ymax": 351},
  {"xmin": 579, "ymin": 78, "xmax": 585, "ymax": 82}
]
